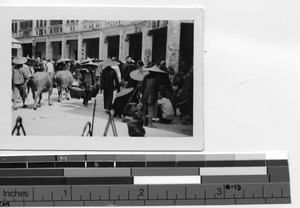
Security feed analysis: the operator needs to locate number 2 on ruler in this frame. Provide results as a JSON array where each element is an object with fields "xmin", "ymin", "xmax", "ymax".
[{"xmin": 139, "ymin": 189, "xmax": 144, "ymax": 197}]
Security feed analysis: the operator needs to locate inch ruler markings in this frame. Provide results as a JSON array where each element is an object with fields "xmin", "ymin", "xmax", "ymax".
[{"xmin": 0, "ymin": 153, "xmax": 291, "ymax": 206}]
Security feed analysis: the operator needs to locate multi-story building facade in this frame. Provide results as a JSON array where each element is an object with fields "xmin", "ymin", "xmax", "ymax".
[{"xmin": 12, "ymin": 20, "xmax": 194, "ymax": 72}]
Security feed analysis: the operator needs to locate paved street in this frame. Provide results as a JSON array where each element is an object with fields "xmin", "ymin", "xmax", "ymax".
[{"xmin": 11, "ymin": 89, "xmax": 193, "ymax": 137}]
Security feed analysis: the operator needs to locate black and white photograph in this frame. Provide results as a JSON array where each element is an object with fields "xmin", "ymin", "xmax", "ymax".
[
  {"xmin": 2, "ymin": 1, "xmax": 300, "ymax": 207},
  {"xmin": 1, "ymin": 7, "xmax": 204, "ymax": 151}
]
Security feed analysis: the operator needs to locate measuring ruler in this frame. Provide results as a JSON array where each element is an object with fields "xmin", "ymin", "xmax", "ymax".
[{"xmin": 0, "ymin": 153, "xmax": 290, "ymax": 206}]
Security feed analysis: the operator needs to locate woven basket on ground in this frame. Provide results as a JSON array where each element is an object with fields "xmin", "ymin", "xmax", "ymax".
[{"xmin": 69, "ymin": 85, "xmax": 85, "ymax": 99}]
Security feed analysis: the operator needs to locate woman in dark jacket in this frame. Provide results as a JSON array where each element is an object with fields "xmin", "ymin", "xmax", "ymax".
[
  {"xmin": 80, "ymin": 67, "xmax": 93, "ymax": 107},
  {"xmin": 100, "ymin": 66, "xmax": 120, "ymax": 111},
  {"xmin": 141, "ymin": 71, "xmax": 158, "ymax": 127}
]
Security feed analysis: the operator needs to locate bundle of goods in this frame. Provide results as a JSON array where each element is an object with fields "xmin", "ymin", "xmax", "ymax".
[
  {"xmin": 69, "ymin": 85, "xmax": 85, "ymax": 99},
  {"xmin": 91, "ymin": 84, "xmax": 100, "ymax": 98}
]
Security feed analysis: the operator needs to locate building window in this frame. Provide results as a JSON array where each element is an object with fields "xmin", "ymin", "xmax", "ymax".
[
  {"xmin": 50, "ymin": 20, "xmax": 62, "ymax": 26},
  {"xmin": 76, "ymin": 20, "xmax": 79, "ymax": 22},
  {"xmin": 59, "ymin": 27, "xmax": 62, "ymax": 33},
  {"xmin": 18, "ymin": 20, "xmax": 33, "ymax": 30},
  {"xmin": 20, "ymin": 21, "xmax": 30, "ymax": 30},
  {"xmin": 44, "ymin": 30, "xmax": 47, "ymax": 35},
  {"xmin": 67, "ymin": 20, "xmax": 69, "ymax": 24},
  {"xmin": 50, "ymin": 28, "xmax": 52, "ymax": 34},
  {"xmin": 44, "ymin": 20, "xmax": 47, "ymax": 26},
  {"xmin": 40, "ymin": 20, "xmax": 43, "ymax": 27},
  {"xmin": 36, "ymin": 20, "xmax": 39, "ymax": 27},
  {"xmin": 71, "ymin": 20, "xmax": 75, "ymax": 23}
]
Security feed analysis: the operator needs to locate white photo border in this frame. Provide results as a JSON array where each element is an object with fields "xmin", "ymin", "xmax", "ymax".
[{"xmin": 0, "ymin": 6, "xmax": 204, "ymax": 151}]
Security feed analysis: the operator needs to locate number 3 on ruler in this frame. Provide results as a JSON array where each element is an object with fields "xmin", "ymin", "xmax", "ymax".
[{"xmin": 217, "ymin": 188, "xmax": 222, "ymax": 195}]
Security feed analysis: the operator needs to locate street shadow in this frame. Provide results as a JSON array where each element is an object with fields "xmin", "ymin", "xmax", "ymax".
[
  {"xmin": 18, "ymin": 94, "xmax": 193, "ymax": 136},
  {"xmin": 61, "ymin": 98, "xmax": 193, "ymax": 136}
]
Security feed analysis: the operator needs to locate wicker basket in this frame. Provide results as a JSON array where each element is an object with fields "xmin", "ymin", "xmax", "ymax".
[{"xmin": 69, "ymin": 85, "xmax": 85, "ymax": 99}]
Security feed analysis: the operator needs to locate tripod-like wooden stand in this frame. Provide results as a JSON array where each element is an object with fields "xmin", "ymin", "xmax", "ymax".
[{"xmin": 103, "ymin": 110, "xmax": 118, "ymax": 136}]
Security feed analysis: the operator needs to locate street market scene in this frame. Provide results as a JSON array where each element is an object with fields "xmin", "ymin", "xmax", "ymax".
[{"xmin": 11, "ymin": 20, "xmax": 194, "ymax": 137}]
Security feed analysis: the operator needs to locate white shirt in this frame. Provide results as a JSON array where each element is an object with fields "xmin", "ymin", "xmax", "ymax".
[
  {"xmin": 112, "ymin": 65, "xmax": 122, "ymax": 82},
  {"xmin": 22, "ymin": 64, "xmax": 31, "ymax": 76},
  {"xmin": 42, "ymin": 60, "xmax": 47, "ymax": 68},
  {"xmin": 95, "ymin": 66, "xmax": 102, "ymax": 77},
  {"xmin": 46, "ymin": 62, "xmax": 54, "ymax": 73},
  {"xmin": 157, "ymin": 97, "xmax": 174, "ymax": 120}
]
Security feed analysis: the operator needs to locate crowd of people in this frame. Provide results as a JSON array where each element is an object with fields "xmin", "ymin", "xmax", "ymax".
[
  {"xmin": 107, "ymin": 57, "xmax": 194, "ymax": 127},
  {"xmin": 12, "ymin": 55, "xmax": 194, "ymax": 127}
]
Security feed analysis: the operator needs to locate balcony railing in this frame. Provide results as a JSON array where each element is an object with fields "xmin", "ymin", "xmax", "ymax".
[
  {"xmin": 49, "ymin": 26, "xmax": 63, "ymax": 35},
  {"xmin": 81, "ymin": 21, "xmax": 101, "ymax": 31}
]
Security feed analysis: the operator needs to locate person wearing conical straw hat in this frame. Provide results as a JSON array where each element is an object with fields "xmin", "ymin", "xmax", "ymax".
[
  {"xmin": 157, "ymin": 61, "xmax": 173, "ymax": 100},
  {"xmin": 12, "ymin": 57, "xmax": 30, "ymax": 110},
  {"xmin": 141, "ymin": 64, "xmax": 165, "ymax": 128},
  {"xmin": 79, "ymin": 62, "xmax": 97, "ymax": 107},
  {"xmin": 100, "ymin": 60, "xmax": 120, "ymax": 112},
  {"xmin": 127, "ymin": 60, "xmax": 146, "ymax": 88}
]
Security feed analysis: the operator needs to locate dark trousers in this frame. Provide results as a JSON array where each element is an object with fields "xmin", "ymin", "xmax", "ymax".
[
  {"xmin": 83, "ymin": 91, "xmax": 92, "ymax": 105},
  {"xmin": 104, "ymin": 90, "xmax": 114, "ymax": 110},
  {"xmin": 13, "ymin": 84, "xmax": 27, "ymax": 100}
]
